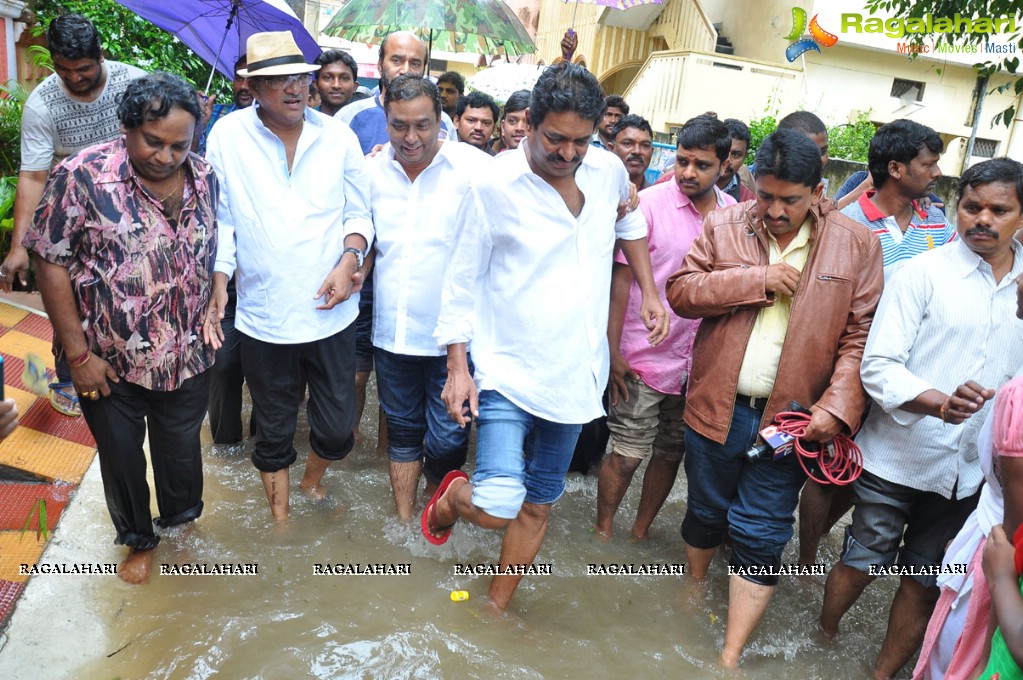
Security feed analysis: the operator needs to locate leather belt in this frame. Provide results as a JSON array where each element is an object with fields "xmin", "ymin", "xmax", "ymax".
[{"xmin": 735, "ymin": 393, "xmax": 770, "ymax": 410}]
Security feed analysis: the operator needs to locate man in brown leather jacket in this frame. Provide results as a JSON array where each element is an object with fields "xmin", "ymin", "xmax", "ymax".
[{"xmin": 666, "ymin": 128, "xmax": 884, "ymax": 668}]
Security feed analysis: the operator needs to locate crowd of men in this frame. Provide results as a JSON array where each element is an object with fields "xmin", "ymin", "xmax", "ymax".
[{"xmin": 7, "ymin": 14, "xmax": 1023, "ymax": 678}]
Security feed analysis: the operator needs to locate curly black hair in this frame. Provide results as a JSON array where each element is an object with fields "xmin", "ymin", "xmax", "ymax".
[
  {"xmin": 528, "ymin": 62, "xmax": 605, "ymax": 129},
  {"xmin": 117, "ymin": 72, "xmax": 202, "ymax": 129},
  {"xmin": 47, "ymin": 14, "xmax": 102, "ymax": 61}
]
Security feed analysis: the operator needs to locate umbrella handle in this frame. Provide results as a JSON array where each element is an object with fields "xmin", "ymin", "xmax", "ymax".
[{"xmin": 205, "ymin": 0, "xmax": 242, "ymax": 94}]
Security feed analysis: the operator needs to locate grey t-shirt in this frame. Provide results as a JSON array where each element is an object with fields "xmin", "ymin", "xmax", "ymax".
[{"xmin": 20, "ymin": 60, "xmax": 146, "ymax": 171}]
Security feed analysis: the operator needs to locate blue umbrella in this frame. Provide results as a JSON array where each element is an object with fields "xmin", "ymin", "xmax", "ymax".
[{"xmin": 115, "ymin": 0, "xmax": 322, "ymax": 91}]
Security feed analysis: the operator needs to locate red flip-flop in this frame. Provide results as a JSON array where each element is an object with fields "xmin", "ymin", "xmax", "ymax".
[{"xmin": 421, "ymin": 470, "xmax": 468, "ymax": 546}]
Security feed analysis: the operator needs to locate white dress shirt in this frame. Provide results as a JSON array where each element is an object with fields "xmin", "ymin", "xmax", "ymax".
[
  {"xmin": 435, "ymin": 143, "xmax": 647, "ymax": 424},
  {"xmin": 207, "ymin": 106, "xmax": 373, "ymax": 344},
  {"xmin": 857, "ymin": 238, "xmax": 1023, "ymax": 499},
  {"xmin": 369, "ymin": 140, "xmax": 491, "ymax": 355}
]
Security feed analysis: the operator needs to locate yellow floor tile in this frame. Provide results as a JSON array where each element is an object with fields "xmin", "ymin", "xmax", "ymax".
[
  {"xmin": 0, "ymin": 531, "xmax": 47, "ymax": 583},
  {"xmin": 0, "ymin": 305, "xmax": 28, "ymax": 330},
  {"xmin": 0, "ymin": 427, "xmax": 95, "ymax": 483},
  {"xmin": 5, "ymin": 386, "xmax": 37, "ymax": 419},
  {"xmin": 0, "ymin": 332, "xmax": 55, "ymax": 369}
]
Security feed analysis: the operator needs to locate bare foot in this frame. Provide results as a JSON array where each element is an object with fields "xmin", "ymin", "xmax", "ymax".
[
  {"xmin": 816, "ymin": 619, "xmax": 837, "ymax": 645},
  {"xmin": 593, "ymin": 526, "xmax": 612, "ymax": 542},
  {"xmin": 118, "ymin": 548, "xmax": 154, "ymax": 584},
  {"xmin": 678, "ymin": 576, "xmax": 709, "ymax": 611},
  {"xmin": 628, "ymin": 531, "xmax": 649, "ymax": 542},
  {"xmin": 299, "ymin": 481, "xmax": 328, "ymax": 500}
]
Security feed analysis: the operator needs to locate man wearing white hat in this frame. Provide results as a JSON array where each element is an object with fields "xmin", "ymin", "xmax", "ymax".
[{"xmin": 205, "ymin": 31, "xmax": 373, "ymax": 521}]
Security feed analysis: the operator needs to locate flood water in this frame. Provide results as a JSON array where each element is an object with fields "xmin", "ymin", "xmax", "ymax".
[{"xmin": 3, "ymin": 377, "xmax": 904, "ymax": 679}]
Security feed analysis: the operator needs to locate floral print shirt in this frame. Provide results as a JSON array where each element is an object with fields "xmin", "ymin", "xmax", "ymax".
[{"xmin": 24, "ymin": 137, "xmax": 218, "ymax": 391}]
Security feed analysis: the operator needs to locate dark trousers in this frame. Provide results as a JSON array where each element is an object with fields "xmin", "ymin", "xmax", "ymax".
[
  {"xmin": 569, "ymin": 387, "xmax": 611, "ymax": 474},
  {"xmin": 80, "ymin": 371, "xmax": 210, "ymax": 550},
  {"xmin": 240, "ymin": 325, "xmax": 357, "ymax": 472},
  {"xmin": 207, "ymin": 284, "xmax": 255, "ymax": 444}
]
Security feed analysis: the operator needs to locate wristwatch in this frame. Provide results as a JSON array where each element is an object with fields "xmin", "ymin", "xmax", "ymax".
[{"xmin": 342, "ymin": 246, "xmax": 365, "ymax": 269}]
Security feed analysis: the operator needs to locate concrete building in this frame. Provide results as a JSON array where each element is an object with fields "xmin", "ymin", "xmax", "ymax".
[{"xmin": 535, "ymin": 0, "xmax": 1023, "ymax": 173}]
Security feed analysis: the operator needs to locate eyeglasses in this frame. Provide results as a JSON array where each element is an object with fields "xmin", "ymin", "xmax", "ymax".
[{"xmin": 257, "ymin": 73, "xmax": 313, "ymax": 90}]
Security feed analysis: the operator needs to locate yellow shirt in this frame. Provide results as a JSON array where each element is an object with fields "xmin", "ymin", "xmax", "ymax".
[{"xmin": 736, "ymin": 218, "xmax": 813, "ymax": 398}]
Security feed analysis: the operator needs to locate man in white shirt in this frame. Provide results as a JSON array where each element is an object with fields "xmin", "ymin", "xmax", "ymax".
[
  {"xmin": 335, "ymin": 30, "xmax": 456, "ymax": 453},
  {"xmin": 206, "ymin": 31, "xmax": 373, "ymax": 522},
  {"xmin": 423, "ymin": 63, "xmax": 669, "ymax": 612},
  {"xmin": 820, "ymin": 157, "xmax": 1023, "ymax": 679},
  {"xmin": 368, "ymin": 75, "xmax": 490, "ymax": 520}
]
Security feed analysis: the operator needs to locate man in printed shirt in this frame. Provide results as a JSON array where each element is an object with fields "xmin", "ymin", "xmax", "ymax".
[
  {"xmin": 206, "ymin": 32, "xmax": 373, "ymax": 522},
  {"xmin": 798, "ymin": 118, "xmax": 955, "ymax": 567},
  {"xmin": 596, "ymin": 115, "xmax": 736, "ymax": 540},
  {"xmin": 820, "ymin": 157, "xmax": 1023, "ymax": 679},
  {"xmin": 25, "ymin": 73, "xmax": 218, "ymax": 585},
  {"xmin": 423, "ymin": 63, "xmax": 669, "ymax": 612},
  {"xmin": 1, "ymin": 13, "xmax": 145, "ymax": 416}
]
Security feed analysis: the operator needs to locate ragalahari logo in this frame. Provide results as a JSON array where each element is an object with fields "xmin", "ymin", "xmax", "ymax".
[{"xmin": 784, "ymin": 7, "xmax": 839, "ymax": 61}]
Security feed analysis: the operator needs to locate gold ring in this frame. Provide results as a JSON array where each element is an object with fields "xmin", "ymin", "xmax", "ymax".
[{"xmin": 86, "ymin": 391, "xmax": 99, "ymax": 400}]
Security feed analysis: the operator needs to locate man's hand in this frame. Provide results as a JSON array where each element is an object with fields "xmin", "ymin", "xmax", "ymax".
[
  {"xmin": 202, "ymin": 284, "xmax": 228, "ymax": 349},
  {"xmin": 199, "ymin": 91, "xmax": 216, "ymax": 126},
  {"xmin": 942, "ymin": 380, "xmax": 995, "ymax": 424},
  {"xmin": 764, "ymin": 262, "xmax": 801, "ymax": 297},
  {"xmin": 609, "ymin": 352, "xmax": 638, "ymax": 406},
  {"xmin": 560, "ymin": 30, "xmax": 578, "ymax": 61},
  {"xmin": 442, "ymin": 363, "xmax": 478, "ymax": 428},
  {"xmin": 0, "ymin": 398, "xmax": 18, "ymax": 440},
  {"xmin": 802, "ymin": 406, "xmax": 845, "ymax": 444},
  {"xmin": 71, "ymin": 354, "xmax": 119, "ymax": 398},
  {"xmin": 367, "ymin": 143, "xmax": 385, "ymax": 158},
  {"xmin": 983, "ymin": 524, "xmax": 1017, "ymax": 589},
  {"xmin": 0, "ymin": 246, "xmax": 29, "ymax": 293},
  {"xmin": 616, "ymin": 183, "xmax": 640, "ymax": 221},
  {"xmin": 639, "ymin": 294, "xmax": 669, "ymax": 346},
  {"xmin": 315, "ymin": 255, "xmax": 360, "ymax": 310}
]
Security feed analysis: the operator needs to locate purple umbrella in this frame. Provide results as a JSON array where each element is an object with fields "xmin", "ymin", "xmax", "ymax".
[{"xmin": 115, "ymin": 0, "xmax": 322, "ymax": 92}]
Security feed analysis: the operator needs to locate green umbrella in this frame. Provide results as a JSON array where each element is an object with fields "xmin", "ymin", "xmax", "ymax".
[{"xmin": 322, "ymin": 0, "xmax": 536, "ymax": 59}]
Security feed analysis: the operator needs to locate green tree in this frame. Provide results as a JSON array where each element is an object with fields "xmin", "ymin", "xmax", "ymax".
[
  {"xmin": 29, "ymin": 0, "xmax": 231, "ymax": 99},
  {"xmin": 744, "ymin": 114, "xmax": 777, "ymax": 165},
  {"xmin": 827, "ymin": 113, "xmax": 877, "ymax": 163},
  {"xmin": 744, "ymin": 112, "xmax": 877, "ymax": 164},
  {"xmin": 866, "ymin": 0, "xmax": 1023, "ymax": 125}
]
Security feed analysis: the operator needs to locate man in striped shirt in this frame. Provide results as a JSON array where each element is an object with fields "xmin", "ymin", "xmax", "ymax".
[
  {"xmin": 798, "ymin": 119, "xmax": 956, "ymax": 568},
  {"xmin": 840, "ymin": 119, "xmax": 954, "ymax": 281}
]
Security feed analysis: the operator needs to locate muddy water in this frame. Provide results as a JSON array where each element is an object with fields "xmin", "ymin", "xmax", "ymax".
[{"xmin": 13, "ymin": 378, "xmax": 903, "ymax": 679}]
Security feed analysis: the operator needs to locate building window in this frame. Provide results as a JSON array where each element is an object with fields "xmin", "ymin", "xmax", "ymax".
[
  {"xmin": 891, "ymin": 78, "xmax": 925, "ymax": 101},
  {"xmin": 972, "ymin": 138, "xmax": 998, "ymax": 158}
]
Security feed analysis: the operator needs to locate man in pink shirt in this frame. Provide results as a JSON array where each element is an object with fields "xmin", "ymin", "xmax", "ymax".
[{"xmin": 596, "ymin": 116, "xmax": 736, "ymax": 539}]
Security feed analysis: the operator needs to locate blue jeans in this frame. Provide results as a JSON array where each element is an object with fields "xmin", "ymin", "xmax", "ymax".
[
  {"xmin": 471, "ymin": 390, "xmax": 583, "ymax": 520},
  {"xmin": 374, "ymin": 348, "xmax": 471, "ymax": 484},
  {"xmin": 681, "ymin": 401, "xmax": 807, "ymax": 586}
]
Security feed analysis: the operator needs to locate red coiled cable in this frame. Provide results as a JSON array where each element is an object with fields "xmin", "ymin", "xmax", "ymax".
[{"xmin": 772, "ymin": 411, "xmax": 863, "ymax": 485}]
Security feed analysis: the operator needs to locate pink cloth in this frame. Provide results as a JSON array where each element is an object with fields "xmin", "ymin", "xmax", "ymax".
[
  {"xmin": 914, "ymin": 375, "xmax": 1023, "ymax": 679},
  {"xmin": 613, "ymin": 181, "xmax": 736, "ymax": 395},
  {"xmin": 994, "ymin": 377, "xmax": 1023, "ymax": 458},
  {"xmin": 914, "ymin": 540, "xmax": 991, "ymax": 679}
]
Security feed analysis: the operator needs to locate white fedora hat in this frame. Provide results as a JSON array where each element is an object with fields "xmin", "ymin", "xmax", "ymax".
[{"xmin": 237, "ymin": 31, "xmax": 320, "ymax": 77}]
